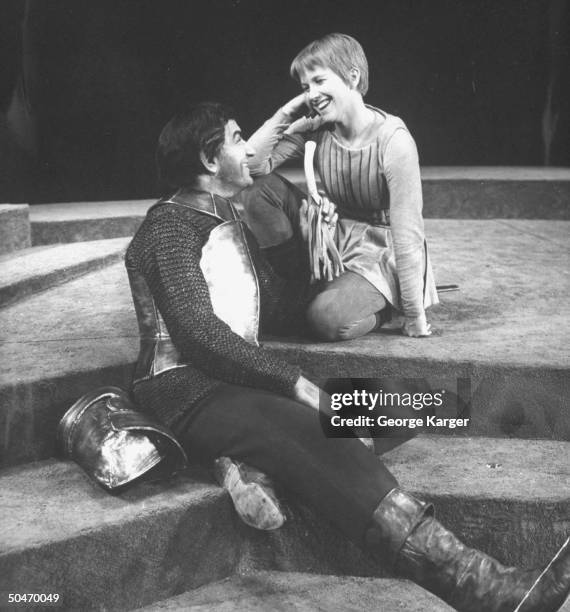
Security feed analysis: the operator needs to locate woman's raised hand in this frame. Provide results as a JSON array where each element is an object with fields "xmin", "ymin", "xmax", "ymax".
[
  {"xmin": 281, "ymin": 94, "xmax": 324, "ymax": 134},
  {"xmin": 281, "ymin": 93, "xmax": 309, "ymax": 119}
]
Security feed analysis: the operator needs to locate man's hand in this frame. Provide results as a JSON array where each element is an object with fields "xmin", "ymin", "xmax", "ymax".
[
  {"xmin": 293, "ymin": 376, "xmax": 374, "ymax": 452},
  {"xmin": 293, "ymin": 375, "xmax": 322, "ymax": 411}
]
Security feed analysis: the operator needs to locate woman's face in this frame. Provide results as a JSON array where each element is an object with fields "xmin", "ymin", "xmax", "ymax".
[{"xmin": 299, "ymin": 65, "xmax": 355, "ymax": 124}]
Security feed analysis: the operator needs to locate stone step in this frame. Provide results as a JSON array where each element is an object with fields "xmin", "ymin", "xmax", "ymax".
[
  {"xmin": 0, "ymin": 461, "xmax": 240, "ymax": 611},
  {"xmin": 238, "ymin": 435, "xmax": 570, "ymax": 572},
  {"xmin": 0, "ymin": 435, "xmax": 567, "ymax": 610},
  {"xmin": 419, "ymin": 166, "xmax": 570, "ymax": 219},
  {"xmin": 30, "ymin": 199, "xmax": 154, "ymax": 245},
  {"xmin": 383, "ymin": 435, "xmax": 570, "ymax": 568},
  {"xmin": 26, "ymin": 167, "xmax": 570, "ymax": 248},
  {"xmin": 0, "ymin": 237, "xmax": 129, "ymax": 308},
  {"xmin": 1, "ymin": 218, "xmax": 568, "ymax": 466},
  {"xmin": 135, "ymin": 571, "xmax": 454, "ymax": 611},
  {"xmin": 0, "ymin": 204, "xmax": 31, "ymax": 255}
]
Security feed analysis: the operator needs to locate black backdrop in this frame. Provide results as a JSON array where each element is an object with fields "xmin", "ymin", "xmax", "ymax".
[{"xmin": 1, "ymin": 0, "xmax": 569, "ymax": 202}]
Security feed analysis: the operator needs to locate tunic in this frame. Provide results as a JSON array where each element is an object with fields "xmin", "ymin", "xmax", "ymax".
[{"xmin": 248, "ymin": 106, "xmax": 438, "ymax": 322}]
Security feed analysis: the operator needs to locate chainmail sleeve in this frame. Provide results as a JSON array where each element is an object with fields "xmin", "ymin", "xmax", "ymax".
[{"xmin": 132, "ymin": 206, "xmax": 301, "ymax": 397}]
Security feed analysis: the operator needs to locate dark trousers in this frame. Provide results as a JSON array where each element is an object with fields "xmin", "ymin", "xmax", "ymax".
[{"xmin": 175, "ymin": 383, "xmax": 398, "ymax": 546}]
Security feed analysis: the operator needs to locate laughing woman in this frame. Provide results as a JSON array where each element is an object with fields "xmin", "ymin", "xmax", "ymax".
[{"xmin": 246, "ymin": 33, "xmax": 438, "ymax": 341}]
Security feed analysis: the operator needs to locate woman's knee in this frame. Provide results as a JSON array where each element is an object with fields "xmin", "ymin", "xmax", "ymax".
[
  {"xmin": 307, "ymin": 293, "xmax": 348, "ymax": 341},
  {"xmin": 307, "ymin": 291, "xmax": 379, "ymax": 342}
]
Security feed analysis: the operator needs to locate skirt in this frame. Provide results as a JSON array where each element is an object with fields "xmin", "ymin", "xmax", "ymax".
[{"xmin": 335, "ymin": 218, "xmax": 439, "ymax": 312}]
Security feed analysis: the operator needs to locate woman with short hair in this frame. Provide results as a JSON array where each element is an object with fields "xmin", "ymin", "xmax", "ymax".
[{"xmin": 247, "ymin": 33, "xmax": 438, "ymax": 341}]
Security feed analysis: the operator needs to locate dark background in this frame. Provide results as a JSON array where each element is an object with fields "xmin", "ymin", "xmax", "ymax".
[{"xmin": 1, "ymin": 0, "xmax": 568, "ymax": 203}]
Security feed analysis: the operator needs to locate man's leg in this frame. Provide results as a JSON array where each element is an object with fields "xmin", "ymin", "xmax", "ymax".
[
  {"xmin": 238, "ymin": 173, "xmax": 308, "ymax": 281},
  {"xmin": 175, "ymin": 383, "xmax": 570, "ymax": 611},
  {"xmin": 213, "ymin": 456, "xmax": 286, "ymax": 530},
  {"xmin": 175, "ymin": 383, "xmax": 397, "ymax": 545},
  {"xmin": 307, "ymin": 271, "xmax": 388, "ymax": 341},
  {"xmin": 238, "ymin": 173, "xmax": 302, "ymax": 247}
]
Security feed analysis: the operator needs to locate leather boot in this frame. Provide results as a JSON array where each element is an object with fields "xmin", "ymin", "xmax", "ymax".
[
  {"xmin": 364, "ymin": 488, "xmax": 570, "ymax": 612},
  {"xmin": 213, "ymin": 457, "xmax": 286, "ymax": 530}
]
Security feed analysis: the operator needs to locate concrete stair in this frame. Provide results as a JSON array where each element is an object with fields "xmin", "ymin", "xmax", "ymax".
[
  {"xmin": 1, "ymin": 218, "xmax": 568, "ymax": 466},
  {"xmin": 419, "ymin": 167, "xmax": 570, "ymax": 219},
  {"xmin": 0, "ymin": 463, "xmax": 241, "ymax": 611},
  {"xmin": 0, "ymin": 167, "xmax": 569, "ymax": 611},
  {"xmin": 30, "ymin": 199, "xmax": 154, "ymax": 245},
  {"xmin": 0, "ymin": 238, "xmax": 129, "ymax": 307},
  {"xmin": 0, "ymin": 204, "xmax": 31, "ymax": 255},
  {"xmin": 1, "ymin": 435, "xmax": 567, "ymax": 610},
  {"xmin": 135, "ymin": 572, "xmax": 454, "ymax": 611},
  {"xmin": 23, "ymin": 167, "xmax": 570, "ymax": 248}
]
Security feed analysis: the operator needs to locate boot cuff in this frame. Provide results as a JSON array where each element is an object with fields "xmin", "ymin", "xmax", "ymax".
[{"xmin": 365, "ymin": 488, "xmax": 434, "ymax": 567}]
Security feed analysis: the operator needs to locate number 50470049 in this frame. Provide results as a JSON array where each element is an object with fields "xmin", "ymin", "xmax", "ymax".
[{"xmin": 8, "ymin": 593, "xmax": 60, "ymax": 604}]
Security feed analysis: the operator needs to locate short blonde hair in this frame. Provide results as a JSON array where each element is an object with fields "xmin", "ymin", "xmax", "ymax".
[{"xmin": 290, "ymin": 33, "xmax": 369, "ymax": 96}]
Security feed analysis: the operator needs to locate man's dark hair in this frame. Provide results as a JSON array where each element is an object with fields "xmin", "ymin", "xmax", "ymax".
[{"xmin": 156, "ymin": 102, "xmax": 234, "ymax": 188}]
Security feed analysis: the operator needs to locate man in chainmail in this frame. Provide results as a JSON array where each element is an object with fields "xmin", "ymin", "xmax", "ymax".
[{"xmin": 124, "ymin": 102, "xmax": 569, "ymax": 612}]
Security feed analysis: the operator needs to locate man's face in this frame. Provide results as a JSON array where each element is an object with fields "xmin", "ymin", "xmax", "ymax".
[{"xmin": 215, "ymin": 120, "xmax": 254, "ymax": 194}]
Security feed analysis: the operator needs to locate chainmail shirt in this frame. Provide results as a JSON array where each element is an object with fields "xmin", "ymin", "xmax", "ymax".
[{"xmin": 125, "ymin": 195, "xmax": 315, "ymax": 430}]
